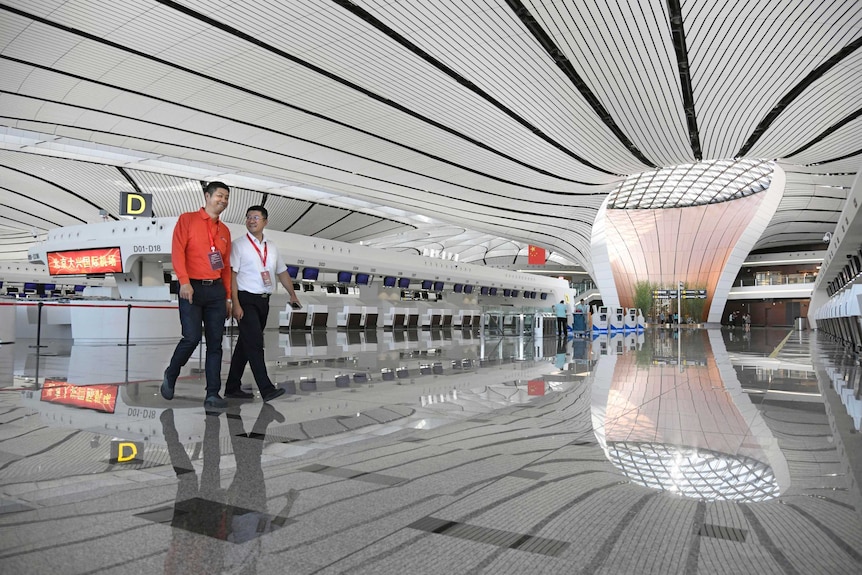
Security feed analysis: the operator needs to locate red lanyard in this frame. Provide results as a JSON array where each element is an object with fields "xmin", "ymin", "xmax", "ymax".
[
  {"xmin": 247, "ymin": 234, "xmax": 268, "ymax": 266},
  {"xmin": 206, "ymin": 220, "xmax": 220, "ymax": 253}
]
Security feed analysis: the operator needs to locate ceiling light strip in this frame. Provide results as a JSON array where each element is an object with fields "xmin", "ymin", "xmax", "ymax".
[{"xmin": 666, "ymin": 0, "xmax": 701, "ymax": 161}]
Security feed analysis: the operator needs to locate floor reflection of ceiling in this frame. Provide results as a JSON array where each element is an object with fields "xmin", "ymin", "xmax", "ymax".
[
  {"xmin": 592, "ymin": 330, "xmax": 785, "ymax": 502},
  {"xmin": 607, "ymin": 442, "xmax": 780, "ymax": 502}
]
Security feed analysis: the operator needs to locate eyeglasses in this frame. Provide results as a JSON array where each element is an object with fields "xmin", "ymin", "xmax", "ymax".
[{"xmin": 246, "ymin": 215, "xmax": 265, "ymax": 221}]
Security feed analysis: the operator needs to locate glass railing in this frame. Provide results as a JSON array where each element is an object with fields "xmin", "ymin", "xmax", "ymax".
[{"xmin": 736, "ymin": 272, "xmax": 817, "ymax": 287}]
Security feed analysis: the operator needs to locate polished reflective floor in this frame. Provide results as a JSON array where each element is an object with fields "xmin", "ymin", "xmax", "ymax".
[{"xmin": 0, "ymin": 326, "xmax": 860, "ymax": 574}]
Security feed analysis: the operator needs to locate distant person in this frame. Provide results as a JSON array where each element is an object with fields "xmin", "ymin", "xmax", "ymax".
[
  {"xmin": 552, "ymin": 300, "xmax": 568, "ymax": 337},
  {"xmin": 224, "ymin": 205, "xmax": 300, "ymax": 402},
  {"xmin": 743, "ymin": 312, "xmax": 751, "ymax": 332},
  {"xmin": 161, "ymin": 181, "xmax": 233, "ymax": 409},
  {"xmin": 573, "ymin": 298, "xmax": 588, "ymax": 334}
]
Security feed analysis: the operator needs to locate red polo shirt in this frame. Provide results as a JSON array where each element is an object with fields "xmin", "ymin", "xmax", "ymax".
[{"xmin": 171, "ymin": 208, "xmax": 232, "ymax": 298}]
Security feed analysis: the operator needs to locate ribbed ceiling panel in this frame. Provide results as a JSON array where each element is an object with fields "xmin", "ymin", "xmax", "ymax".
[
  {"xmin": 0, "ymin": 0, "xmax": 858, "ymax": 268},
  {"xmin": 124, "ymin": 170, "xmax": 208, "ymax": 217},
  {"xmin": 334, "ymin": 219, "xmax": 412, "ymax": 244},
  {"xmin": 524, "ymin": 0, "xmax": 690, "ymax": 166},
  {"xmin": 343, "ymin": 0, "xmax": 638, "ymax": 173},
  {"xmin": 250, "ymin": 194, "xmax": 310, "ymax": 233},
  {"xmin": 319, "ymin": 212, "xmax": 386, "ymax": 242},
  {"xmin": 287, "ymin": 204, "xmax": 351, "ymax": 237},
  {"xmin": 684, "ymin": 0, "xmax": 861, "ymax": 160},
  {"xmin": 0, "ymin": 150, "xmax": 132, "ymax": 218},
  {"xmin": 752, "ymin": 53, "xmax": 862, "ymax": 159}
]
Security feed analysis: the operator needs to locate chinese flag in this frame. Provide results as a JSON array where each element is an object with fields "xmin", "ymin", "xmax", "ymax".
[
  {"xmin": 528, "ymin": 245, "xmax": 545, "ymax": 265},
  {"xmin": 527, "ymin": 379, "xmax": 545, "ymax": 395}
]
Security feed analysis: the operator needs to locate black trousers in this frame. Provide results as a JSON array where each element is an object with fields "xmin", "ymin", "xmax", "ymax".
[
  {"xmin": 556, "ymin": 316, "xmax": 567, "ymax": 336},
  {"xmin": 225, "ymin": 291, "xmax": 276, "ymax": 394}
]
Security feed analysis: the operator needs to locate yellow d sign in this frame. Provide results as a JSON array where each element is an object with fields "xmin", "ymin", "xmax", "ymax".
[
  {"xmin": 118, "ymin": 442, "xmax": 137, "ymax": 462},
  {"xmin": 119, "ymin": 192, "xmax": 153, "ymax": 217},
  {"xmin": 111, "ymin": 440, "xmax": 143, "ymax": 463}
]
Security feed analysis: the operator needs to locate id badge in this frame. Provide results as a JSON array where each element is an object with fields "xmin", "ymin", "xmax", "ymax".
[
  {"xmin": 208, "ymin": 251, "xmax": 224, "ymax": 270},
  {"xmin": 261, "ymin": 270, "xmax": 273, "ymax": 287}
]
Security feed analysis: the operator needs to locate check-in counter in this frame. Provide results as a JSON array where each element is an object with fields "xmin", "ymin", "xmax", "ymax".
[
  {"xmin": 0, "ymin": 301, "xmax": 15, "ymax": 343},
  {"xmin": 336, "ymin": 305, "xmax": 363, "ymax": 329},
  {"xmin": 424, "ymin": 308, "xmax": 443, "ymax": 329},
  {"xmin": 12, "ymin": 299, "xmax": 176, "ymax": 343},
  {"xmin": 406, "ymin": 309, "xmax": 419, "ymax": 328},
  {"xmin": 610, "ymin": 307, "xmax": 625, "ymax": 332},
  {"xmin": 308, "ymin": 304, "xmax": 329, "ymax": 329},
  {"xmin": 278, "ymin": 330, "xmax": 330, "ymax": 357},
  {"xmin": 441, "ymin": 310, "xmax": 453, "ymax": 327},
  {"xmin": 456, "ymin": 309, "xmax": 481, "ymax": 328},
  {"xmin": 361, "ymin": 306, "xmax": 378, "ymax": 329},
  {"xmin": 383, "ymin": 306, "xmax": 408, "ymax": 329},
  {"xmin": 279, "ymin": 305, "xmax": 308, "ymax": 330},
  {"xmin": 624, "ymin": 308, "xmax": 638, "ymax": 330}
]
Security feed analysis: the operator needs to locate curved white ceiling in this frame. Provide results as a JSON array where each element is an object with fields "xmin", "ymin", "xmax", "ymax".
[{"xmin": 0, "ymin": 0, "xmax": 859, "ymax": 271}]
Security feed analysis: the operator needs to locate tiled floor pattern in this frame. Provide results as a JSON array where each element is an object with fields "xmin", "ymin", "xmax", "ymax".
[{"xmin": 0, "ymin": 327, "xmax": 859, "ymax": 574}]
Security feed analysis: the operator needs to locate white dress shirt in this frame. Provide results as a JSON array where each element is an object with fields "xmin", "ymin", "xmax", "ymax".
[{"xmin": 230, "ymin": 232, "xmax": 287, "ymax": 294}]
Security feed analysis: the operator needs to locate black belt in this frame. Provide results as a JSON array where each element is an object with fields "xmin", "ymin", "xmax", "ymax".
[
  {"xmin": 191, "ymin": 278, "xmax": 221, "ymax": 285},
  {"xmin": 239, "ymin": 290, "xmax": 269, "ymax": 299}
]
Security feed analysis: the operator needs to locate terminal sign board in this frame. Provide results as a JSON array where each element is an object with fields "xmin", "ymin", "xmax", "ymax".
[
  {"xmin": 47, "ymin": 247, "xmax": 123, "ymax": 275},
  {"xmin": 40, "ymin": 379, "xmax": 118, "ymax": 413},
  {"xmin": 653, "ymin": 289, "xmax": 707, "ymax": 299}
]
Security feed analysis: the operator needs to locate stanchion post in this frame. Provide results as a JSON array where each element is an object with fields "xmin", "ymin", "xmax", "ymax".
[
  {"xmin": 35, "ymin": 301, "xmax": 43, "ymax": 388},
  {"xmin": 124, "ymin": 304, "xmax": 132, "ymax": 382}
]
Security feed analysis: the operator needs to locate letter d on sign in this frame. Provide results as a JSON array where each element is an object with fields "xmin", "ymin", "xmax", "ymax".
[
  {"xmin": 111, "ymin": 440, "xmax": 143, "ymax": 463},
  {"xmin": 119, "ymin": 192, "xmax": 153, "ymax": 217}
]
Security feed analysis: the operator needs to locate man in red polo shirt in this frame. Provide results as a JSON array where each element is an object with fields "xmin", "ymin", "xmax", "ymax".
[{"xmin": 161, "ymin": 181, "xmax": 233, "ymax": 408}]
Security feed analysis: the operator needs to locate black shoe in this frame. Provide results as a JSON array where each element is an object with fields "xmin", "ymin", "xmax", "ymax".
[
  {"xmin": 225, "ymin": 390, "xmax": 254, "ymax": 399},
  {"xmin": 261, "ymin": 387, "xmax": 286, "ymax": 403},
  {"xmin": 204, "ymin": 395, "xmax": 228, "ymax": 408},
  {"xmin": 160, "ymin": 372, "xmax": 175, "ymax": 400},
  {"xmin": 159, "ymin": 408, "xmax": 175, "ymax": 427},
  {"xmin": 258, "ymin": 403, "xmax": 285, "ymax": 424}
]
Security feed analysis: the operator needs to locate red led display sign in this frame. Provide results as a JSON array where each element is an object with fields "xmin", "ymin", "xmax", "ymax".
[
  {"xmin": 40, "ymin": 379, "xmax": 118, "ymax": 413},
  {"xmin": 47, "ymin": 247, "xmax": 123, "ymax": 275}
]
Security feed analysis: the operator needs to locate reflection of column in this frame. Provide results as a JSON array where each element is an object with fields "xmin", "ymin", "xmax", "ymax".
[{"xmin": 590, "ymin": 330, "xmax": 787, "ymax": 501}]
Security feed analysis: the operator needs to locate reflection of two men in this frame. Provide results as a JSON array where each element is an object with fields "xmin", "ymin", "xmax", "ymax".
[{"xmin": 160, "ymin": 405, "xmax": 297, "ymax": 573}]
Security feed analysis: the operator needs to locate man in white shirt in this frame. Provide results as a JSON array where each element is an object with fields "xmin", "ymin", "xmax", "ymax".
[{"xmin": 224, "ymin": 205, "xmax": 301, "ymax": 401}]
